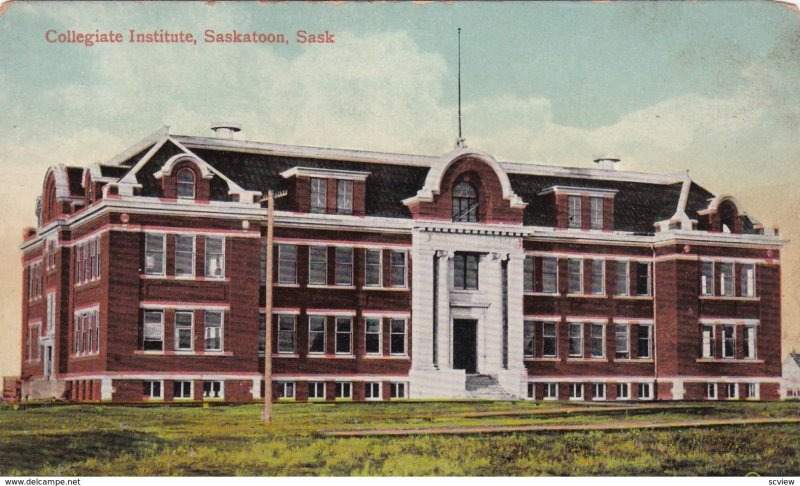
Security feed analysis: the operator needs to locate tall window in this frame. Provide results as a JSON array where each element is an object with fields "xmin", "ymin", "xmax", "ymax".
[
  {"xmin": 701, "ymin": 325, "xmax": 715, "ymax": 358},
  {"xmin": 614, "ymin": 261, "xmax": 629, "ymax": 296},
  {"xmin": 204, "ymin": 310, "xmax": 223, "ymax": 352},
  {"xmin": 204, "ymin": 236, "xmax": 225, "ymax": 278},
  {"xmin": 635, "ymin": 262, "xmax": 651, "ymax": 296},
  {"xmin": 176, "ymin": 168, "xmax": 195, "ymax": 199},
  {"xmin": 568, "ymin": 195, "xmax": 582, "ymax": 229},
  {"xmin": 335, "ymin": 247, "xmax": 354, "ymax": 286},
  {"xmin": 567, "ymin": 259, "xmax": 583, "ymax": 294},
  {"xmin": 542, "ymin": 322, "xmax": 557, "ymax": 357},
  {"xmin": 46, "ymin": 292, "xmax": 56, "ymax": 333},
  {"xmin": 743, "ymin": 326, "xmax": 756, "ymax": 359},
  {"xmin": 310, "ymin": 177, "xmax": 327, "ymax": 213},
  {"xmin": 523, "ymin": 321, "xmax": 535, "ymax": 357},
  {"xmin": 174, "ymin": 311, "xmax": 193, "ymax": 351},
  {"xmin": 365, "ymin": 318, "xmax": 381, "ymax": 355},
  {"xmin": 592, "ymin": 383, "xmax": 606, "ymax": 401},
  {"xmin": 719, "ymin": 263, "xmax": 734, "ymax": 297},
  {"xmin": 589, "ymin": 260, "xmax": 605, "ymax": 295},
  {"xmin": 143, "ymin": 310, "xmax": 164, "ymax": 351},
  {"xmin": 637, "ymin": 324, "xmax": 652, "ymax": 359},
  {"xmin": 523, "ymin": 256, "xmax": 534, "ymax": 293},
  {"xmin": 308, "ymin": 316, "xmax": 326, "ymax": 354},
  {"xmin": 722, "ymin": 325, "xmax": 735, "ymax": 358},
  {"xmin": 335, "ymin": 317, "xmax": 352, "ymax": 355},
  {"xmin": 260, "ymin": 241, "xmax": 267, "ymax": 285},
  {"xmin": 309, "ymin": 246, "xmax": 328, "ymax": 285},
  {"xmin": 590, "ymin": 324, "xmax": 605, "ymax": 358},
  {"xmin": 277, "ymin": 315, "xmax": 295, "ymax": 354},
  {"xmin": 204, "ymin": 381, "xmax": 223, "ymax": 399},
  {"xmin": 258, "ymin": 312, "xmax": 266, "ymax": 354},
  {"xmin": 390, "ymin": 251, "xmax": 407, "ymax": 287},
  {"xmin": 173, "ymin": 381, "xmax": 192, "ymax": 399},
  {"xmin": 568, "ymin": 323, "xmax": 583, "ymax": 357},
  {"xmin": 569, "ymin": 383, "xmax": 584, "ymax": 400},
  {"xmin": 616, "ymin": 383, "xmax": 630, "ymax": 400},
  {"xmin": 308, "ymin": 382, "xmax": 325, "ymax": 399},
  {"xmin": 144, "ymin": 234, "xmax": 165, "ymax": 275},
  {"xmin": 390, "ymin": 319, "xmax": 407, "ymax": 355},
  {"xmin": 365, "ymin": 249, "xmax": 382, "ymax": 287},
  {"xmin": 277, "ymin": 245, "xmax": 297, "ymax": 285},
  {"xmin": 740, "ymin": 263, "xmax": 755, "ymax": 297},
  {"xmin": 700, "ymin": 262, "xmax": 714, "ymax": 296},
  {"xmin": 615, "ymin": 324, "xmax": 629, "ymax": 359},
  {"xmin": 542, "ymin": 257, "xmax": 558, "ymax": 294},
  {"xmin": 175, "ymin": 235, "xmax": 195, "ymax": 277},
  {"xmin": 454, "ymin": 253, "xmax": 479, "ymax": 290},
  {"xmin": 336, "ymin": 179, "xmax": 353, "ymax": 215},
  {"xmin": 452, "ymin": 181, "xmax": 478, "ymax": 222},
  {"xmin": 589, "ymin": 197, "xmax": 603, "ymax": 230}
]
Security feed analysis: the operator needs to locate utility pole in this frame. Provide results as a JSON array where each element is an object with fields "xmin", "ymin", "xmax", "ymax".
[{"xmin": 261, "ymin": 189, "xmax": 286, "ymax": 423}]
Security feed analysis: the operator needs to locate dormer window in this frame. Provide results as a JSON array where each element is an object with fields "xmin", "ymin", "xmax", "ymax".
[
  {"xmin": 452, "ymin": 181, "xmax": 478, "ymax": 222},
  {"xmin": 176, "ymin": 168, "xmax": 195, "ymax": 199},
  {"xmin": 538, "ymin": 186, "xmax": 618, "ymax": 231},
  {"xmin": 590, "ymin": 197, "xmax": 603, "ymax": 230},
  {"xmin": 281, "ymin": 167, "xmax": 369, "ymax": 216},
  {"xmin": 336, "ymin": 179, "xmax": 353, "ymax": 215},
  {"xmin": 568, "ymin": 196, "xmax": 581, "ymax": 229},
  {"xmin": 310, "ymin": 178, "xmax": 327, "ymax": 214}
]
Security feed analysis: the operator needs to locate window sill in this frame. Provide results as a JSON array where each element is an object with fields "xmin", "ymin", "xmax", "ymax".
[
  {"xmin": 364, "ymin": 286, "xmax": 410, "ymax": 291},
  {"xmin": 613, "ymin": 358, "xmax": 654, "ymax": 363},
  {"xmin": 612, "ymin": 295, "xmax": 653, "ymax": 300},
  {"xmin": 525, "ymin": 357, "xmax": 559, "ymax": 362},
  {"xmin": 275, "ymin": 353, "xmax": 300, "ymax": 358},
  {"xmin": 140, "ymin": 274, "xmax": 230, "ymax": 282},
  {"xmin": 75, "ymin": 278, "xmax": 102, "ymax": 289},
  {"xmin": 699, "ymin": 296, "xmax": 760, "ymax": 302},
  {"xmin": 451, "ymin": 289, "xmax": 480, "ymax": 294},
  {"xmin": 524, "ymin": 292, "xmax": 560, "ymax": 297},
  {"xmin": 69, "ymin": 354, "xmax": 100, "ymax": 360},
  {"xmin": 566, "ymin": 293, "xmax": 607, "ymax": 299},
  {"xmin": 364, "ymin": 355, "xmax": 410, "ymax": 360},
  {"xmin": 696, "ymin": 358, "xmax": 763, "ymax": 363},
  {"xmin": 134, "ymin": 350, "xmax": 233, "ymax": 356},
  {"xmin": 307, "ymin": 284, "xmax": 357, "ymax": 290},
  {"xmin": 567, "ymin": 358, "xmax": 609, "ymax": 363}
]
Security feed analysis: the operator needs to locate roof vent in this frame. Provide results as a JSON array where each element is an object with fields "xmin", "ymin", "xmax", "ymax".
[
  {"xmin": 593, "ymin": 155, "xmax": 620, "ymax": 171},
  {"xmin": 210, "ymin": 122, "xmax": 242, "ymax": 140}
]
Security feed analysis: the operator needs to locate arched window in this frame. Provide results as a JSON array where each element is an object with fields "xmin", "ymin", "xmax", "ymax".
[
  {"xmin": 719, "ymin": 200, "xmax": 738, "ymax": 234},
  {"xmin": 452, "ymin": 180, "xmax": 478, "ymax": 222},
  {"xmin": 176, "ymin": 168, "xmax": 196, "ymax": 199}
]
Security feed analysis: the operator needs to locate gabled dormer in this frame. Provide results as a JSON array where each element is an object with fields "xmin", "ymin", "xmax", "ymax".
[
  {"xmin": 280, "ymin": 167, "xmax": 369, "ymax": 216},
  {"xmin": 153, "ymin": 155, "xmax": 213, "ymax": 202},
  {"xmin": 537, "ymin": 186, "xmax": 617, "ymax": 231}
]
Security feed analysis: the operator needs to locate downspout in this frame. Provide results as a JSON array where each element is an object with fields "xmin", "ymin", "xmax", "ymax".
[{"xmin": 651, "ymin": 243, "xmax": 658, "ymax": 398}]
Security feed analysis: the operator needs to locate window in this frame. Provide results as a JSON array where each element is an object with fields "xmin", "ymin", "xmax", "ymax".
[
  {"xmin": 616, "ymin": 383, "xmax": 630, "ymax": 400},
  {"xmin": 391, "ymin": 383, "xmax": 407, "ymax": 399},
  {"xmin": 390, "ymin": 319, "xmax": 407, "ymax": 355},
  {"xmin": 452, "ymin": 181, "xmax": 478, "ymax": 222},
  {"xmin": 542, "ymin": 322, "xmax": 557, "ymax": 358},
  {"xmin": 144, "ymin": 234, "xmax": 165, "ymax": 275},
  {"xmin": 89, "ymin": 240, "xmax": 96, "ymax": 281},
  {"xmin": 336, "ymin": 179, "xmax": 353, "ymax": 215},
  {"xmin": 308, "ymin": 382, "xmax": 325, "ymax": 399},
  {"xmin": 523, "ymin": 320, "xmax": 535, "ymax": 357},
  {"xmin": 73, "ymin": 315, "xmax": 81, "ymax": 355},
  {"xmin": 83, "ymin": 240, "xmax": 90, "ymax": 281},
  {"xmin": 143, "ymin": 310, "xmax": 164, "ymax": 351},
  {"xmin": 726, "ymin": 383, "xmax": 738, "ymax": 399},
  {"xmin": 590, "ymin": 324, "xmax": 605, "ymax": 358},
  {"xmin": 260, "ymin": 241, "xmax": 267, "ymax": 285},
  {"xmin": 614, "ymin": 261, "xmax": 629, "ymax": 296},
  {"xmin": 308, "ymin": 316, "xmax": 326, "ymax": 354},
  {"xmin": 637, "ymin": 383, "xmax": 652, "ymax": 400},
  {"xmin": 258, "ymin": 312, "xmax": 266, "ymax": 354},
  {"xmin": 46, "ymin": 240, "xmax": 56, "ymax": 269},
  {"xmin": 568, "ymin": 195, "xmax": 581, "ymax": 229},
  {"xmin": 364, "ymin": 318, "xmax": 381, "ymax": 355},
  {"xmin": 175, "ymin": 235, "xmax": 195, "ymax": 277},
  {"xmin": 173, "ymin": 381, "xmax": 192, "ymax": 399},
  {"xmin": 204, "ymin": 237, "xmax": 225, "ymax": 278},
  {"xmin": 543, "ymin": 383, "xmax": 558, "ymax": 400},
  {"xmin": 542, "ymin": 257, "xmax": 558, "ymax": 294},
  {"xmin": 740, "ymin": 263, "xmax": 755, "ymax": 297},
  {"xmin": 308, "ymin": 246, "xmax": 327, "ymax": 285},
  {"xmin": 365, "ymin": 382, "xmax": 381, "ymax": 400},
  {"xmin": 204, "ymin": 311, "xmax": 223, "ymax": 352},
  {"xmin": 335, "ymin": 247, "xmax": 353, "ymax": 286},
  {"xmin": 26, "ymin": 323, "xmax": 41, "ymax": 362},
  {"xmin": 701, "ymin": 261, "xmax": 714, "ymax": 296},
  {"xmin": 144, "ymin": 381, "xmax": 162, "ymax": 399},
  {"xmin": 203, "ymin": 381, "xmax": 223, "ymax": 399},
  {"xmin": 277, "ymin": 315, "xmax": 296, "ymax": 354},
  {"xmin": 746, "ymin": 383, "xmax": 758, "ymax": 399},
  {"xmin": 615, "ymin": 324, "xmax": 630, "ymax": 359},
  {"xmin": 590, "ymin": 197, "xmax": 603, "ymax": 230},
  {"xmin": 176, "ymin": 168, "xmax": 195, "ymax": 199},
  {"xmin": 637, "ymin": 324, "xmax": 652, "ymax": 359},
  {"xmin": 590, "ymin": 260, "xmax": 605, "ymax": 295},
  {"xmin": 335, "ymin": 382, "xmax": 352, "ymax": 399},
  {"xmin": 28, "ymin": 262, "xmax": 42, "ymax": 299},
  {"xmin": 567, "ymin": 259, "xmax": 583, "ymax": 294},
  {"xmin": 701, "ymin": 325, "xmax": 715, "ymax": 358},
  {"xmin": 335, "ymin": 317, "xmax": 352, "ymax": 355},
  {"xmin": 46, "ymin": 292, "xmax": 56, "ymax": 333},
  {"xmin": 743, "ymin": 326, "xmax": 756, "ymax": 359},
  {"xmin": 365, "ymin": 249, "xmax": 382, "ymax": 287},
  {"xmin": 569, "ymin": 383, "xmax": 584, "ymax": 400},
  {"xmin": 635, "ymin": 262, "xmax": 651, "ymax": 296},
  {"xmin": 523, "ymin": 256, "xmax": 534, "ymax": 293},
  {"xmin": 722, "ymin": 325, "xmax": 735, "ymax": 358},
  {"xmin": 592, "ymin": 383, "xmax": 606, "ymax": 400},
  {"xmin": 310, "ymin": 177, "xmax": 327, "ymax": 214},
  {"xmin": 454, "ymin": 253, "xmax": 479, "ymax": 290},
  {"xmin": 174, "ymin": 311, "xmax": 193, "ymax": 351},
  {"xmin": 719, "ymin": 262, "xmax": 734, "ymax": 297},
  {"xmin": 276, "ymin": 245, "xmax": 297, "ymax": 284},
  {"xmin": 568, "ymin": 323, "xmax": 583, "ymax": 358},
  {"xmin": 706, "ymin": 383, "xmax": 717, "ymax": 399},
  {"xmin": 390, "ymin": 251, "xmax": 407, "ymax": 287},
  {"xmin": 277, "ymin": 381, "xmax": 295, "ymax": 399},
  {"xmin": 527, "ymin": 383, "xmax": 536, "ymax": 399}
]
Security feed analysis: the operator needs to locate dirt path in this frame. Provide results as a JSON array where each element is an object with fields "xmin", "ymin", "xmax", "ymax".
[
  {"xmin": 460, "ymin": 403, "xmax": 715, "ymax": 418},
  {"xmin": 323, "ymin": 416, "xmax": 800, "ymax": 437}
]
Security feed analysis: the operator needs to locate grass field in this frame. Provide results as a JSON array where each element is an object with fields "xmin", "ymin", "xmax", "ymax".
[{"xmin": 1, "ymin": 401, "xmax": 799, "ymax": 476}]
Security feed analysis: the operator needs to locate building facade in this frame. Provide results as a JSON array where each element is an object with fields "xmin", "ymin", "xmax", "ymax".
[{"xmin": 19, "ymin": 125, "xmax": 784, "ymax": 402}]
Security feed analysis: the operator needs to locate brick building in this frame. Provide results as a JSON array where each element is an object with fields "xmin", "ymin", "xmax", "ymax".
[{"xmin": 19, "ymin": 125, "xmax": 784, "ymax": 402}]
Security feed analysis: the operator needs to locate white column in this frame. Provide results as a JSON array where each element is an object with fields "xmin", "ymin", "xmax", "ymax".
[
  {"xmin": 436, "ymin": 250, "xmax": 452, "ymax": 370},
  {"xmin": 101, "ymin": 377, "xmax": 113, "ymax": 401},
  {"xmin": 505, "ymin": 251, "xmax": 526, "ymax": 372},
  {"xmin": 482, "ymin": 253, "xmax": 505, "ymax": 373},
  {"xmin": 410, "ymin": 244, "xmax": 435, "ymax": 371}
]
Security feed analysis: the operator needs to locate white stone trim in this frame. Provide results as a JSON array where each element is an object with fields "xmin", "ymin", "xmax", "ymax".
[
  {"xmin": 536, "ymin": 186, "xmax": 618, "ymax": 198},
  {"xmin": 280, "ymin": 167, "xmax": 370, "ymax": 181}
]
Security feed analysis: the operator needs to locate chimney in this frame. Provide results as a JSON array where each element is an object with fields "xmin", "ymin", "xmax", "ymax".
[
  {"xmin": 593, "ymin": 155, "xmax": 620, "ymax": 171},
  {"xmin": 210, "ymin": 122, "xmax": 242, "ymax": 140}
]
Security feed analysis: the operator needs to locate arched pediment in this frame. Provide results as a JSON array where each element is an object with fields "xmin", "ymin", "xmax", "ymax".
[{"xmin": 153, "ymin": 154, "xmax": 215, "ymax": 180}]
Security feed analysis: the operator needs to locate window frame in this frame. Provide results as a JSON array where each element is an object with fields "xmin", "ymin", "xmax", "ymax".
[
  {"xmin": 590, "ymin": 260, "xmax": 605, "ymax": 295},
  {"xmin": 568, "ymin": 322, "xmax": 584, "ymax": 358},
  {"xmin": 389, "ymin": 250, "xmax": 408, "ymax": 288},
  {"xmin": 523, "ymin": 256, "xmax": 535, "ymax": 293},
  {"xmin": 701, "ymin": 324, "xmax": 716, "ymax": 359},
  {"xmin": 173, "ymin": 380, "xmax": 193, "ymax": 400},
  {"xmin": 143, "ymin": 310, "xmax": 164, "ymax": 352},
  {"xmin": 453, "ymin": 252, "xmax": 480, "ymax": 291},
  {"xmin": 176, "ymin": 168, "xmax": 196, "ymax": 200},
  {"xmin": 634, "ymin": 262, "xmax": 651, "ymax": 296},
  {"xmin": 308, "ymin": 245, "xmax": 328, "ymax": 286},
  {"xmin": 144, "ymin": 233, "xmax": 166, "ymax": 276},
  {"xmin": 541, "ymin": 257, "xmax": 559, "ymax": 294},
  {"xmin": 590, "ymin": 323, "xmax": 605, "ymax": 358},
  {"xmin": 335, "ymin": 381, "xmax": 353, "ymax": 400},
  {"xmin": 542, "ymin": 322, "xmax": 558, "ymax": 358},
  {"xmin": 389, "ymin": 318, "xmax": 407, "ymax": 356},
  {"xmin": 637, "ymin": 383, "xmax": 653, "ymax": 400},
  {"xmin": 204, "ymin": 310, "xmax": 224, "ymax": 352},
  {"xmin": 614, "ymin": 261, "xmax": 630, "ymax": 296},
  {"xmin": 334, "ymin": 247, "xmax": 354, "ymax": 286},
  {"xmin": 203, "ymin": 380, "xmax": 224, "ymax": 400},
  {"xmin": 277, "ymin": 381, "xmax": 295, "ymax": 400},
  {"xmin": 308, "ymin": 315, "xmax": 326, "ymax": 355},
  {"xmin": 592, "ymin": 383, "xmax": 606, "ymax": 401},
  {"xmin": 637, "ymin": 324, "xmax": 653, "ymax": 360},
  {"xmin": 308, "ymin": 382, "xmax": 326, "ymax": 400},
  {"xmin": 452, "ymin": 180, "xmax": 479, "ymax": 223},
  {"xmin": 743, "ymin": 325, "xmax": 757, "ymax": 360},
  {"xmin": 310, "ymin": 177, "xmax": 327, "ymax": 214},
  {"xmin": 390, "ymin": 382, "xmax": 407, "ymax": 399},
  {"xmin": 589, "ymin": 196, "xmax": 603, "ymax": 230},
  {"xmin": 174, "ymin": 235, "xmax": 196, "ymax": 277},
  {"xmin": 567, "ymin": 195, "xmax": 582, "ymax": 229},
  {"xmin": 364, "ymin": 382, "xmax": 382, "ymax": 401},
  {"xmin": 567, "ymin": 258, "xmax": 583, "ymax": 294},
  {"xmin": 144, "ymin": 380, "xmax": 163, "ymax": 400},
  {"xmin": 335, "ymin": 316, "xmax": 353, "ymax": 355},
  {"xmin": 174, "ymin": 310, "xmax": 194, "ymax": 352},
  {"xmin": 719, "ymin": 262, "xmax": 734, "ymax": 297},
  {"xmin": 336, "ymin": 179, "xmax": 354, "ymax": 215},
  {"xmin": 276, "ymin": 244, "xmax": 298, "ymax": 285},
  {"xmin": 706, "ymin": 383, "xmax": 717, "ymax": 400},
  {"xmin": 616, "ymin": 383, "xmax": 630, "ymax": 400},
  {"xmin": 722, "ymin": 324, "xmax": 736, "ymax": 359},
  {"xmin": 204, "ymin": 236, "xmax": 225, "ymax": 279},
  {"xmin": 568, "ymin": 383, "xmax": 584, "ymax": 401},
  {"xmin": 364, "ymin": 249, "xmax": 383, "ymax": 288},
  {"xmin": 523, "ymin": 320, "xmax": 535, "ymax": 358},
  {"xmin": 615, "ymin": 324, "xmax": 630, "ymax": 359},
  {"xmin": 726, "ymin": 383, "xmax": 738, "ymax": 400},
  {"xmin": 364, "ymin": 317, "xmax": 382, "ymax": 356},
  {"xmin": 277, "ymin": 315, "xmax": 296, "ymax": 355},
  {"xmin": 740, "ymin": 263, "xmax": 756, "ymax": 297},
  {"xmin": 543, "ymin": 383, "xmax": 558, "ymax": 400},
  {"xmin": 700, "ymin": 261, "xmax": 714, "ymax": 296}
]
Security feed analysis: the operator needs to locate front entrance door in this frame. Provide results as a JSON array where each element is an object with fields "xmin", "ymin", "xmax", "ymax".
[
  {"xmin": 453, "ymin": 319, "xmax": 478, "ymax": 374},
  {"xmin": 44, "ymin": 345, "xmax": 53, "ymax": 379}
]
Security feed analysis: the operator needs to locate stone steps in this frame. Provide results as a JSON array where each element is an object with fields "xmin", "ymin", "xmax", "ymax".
[{"xmin": 465, "ymin": 374, "xmax": 518, "ymax": 401}]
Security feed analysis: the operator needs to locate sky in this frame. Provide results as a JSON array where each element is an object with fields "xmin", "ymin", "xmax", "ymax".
[{"xmin": 0, "ymin": 1, "xmax": 798, "ymax": 376}]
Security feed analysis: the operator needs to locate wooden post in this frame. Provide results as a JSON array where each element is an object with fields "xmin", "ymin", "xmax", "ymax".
[{"xmin": 263, "ymin": 190, "xmax": 274, "ymax": 423}]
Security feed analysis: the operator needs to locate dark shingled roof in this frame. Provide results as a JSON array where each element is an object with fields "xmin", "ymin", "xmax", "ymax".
[
  {"xmin": 66, "ymin": 167, "xmax": 85, "ymax": 197},
  {"xmin": 99, "ymin": 165, "xmax": 130, "ymax": 179}
]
